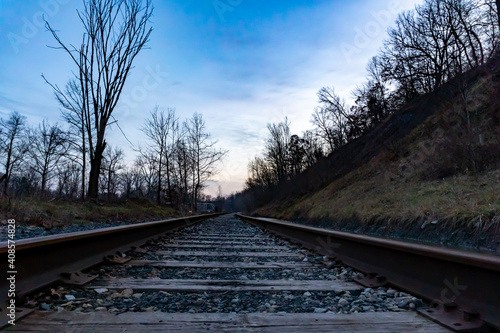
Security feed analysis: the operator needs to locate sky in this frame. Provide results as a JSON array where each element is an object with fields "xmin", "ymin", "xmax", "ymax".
[{"xmin": 0, "ymin": 0, "xmax": 423, "ymax": 196}]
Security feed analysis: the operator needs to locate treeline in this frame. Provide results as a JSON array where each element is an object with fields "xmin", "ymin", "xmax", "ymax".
[
  {"xmin": 246, "ymin": 119, "xmax": 324, "ymax": 190},
  {"xmin": 238, "ymin": 0, "xmax": 500, "ymax": 211},
  {"xmin": 0, "ymin": 109, "xmax": 226, "ymax": 210},
  {"xmin": 0, "ymin": 0, "xmax": 227, "ymax": 211}
]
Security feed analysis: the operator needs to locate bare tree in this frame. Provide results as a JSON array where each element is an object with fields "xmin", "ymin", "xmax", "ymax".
[
  {"xmin": 141, "ymin": 107, "xmax": 178, "ymax": 204},
  {"xmin": 101, "ymin": 146, "xmax": 124, "ymax": 200},
  {"xmin": 134, "ymin": 153, "xmax": 157, "ymax": 198},
  {"xmin": 388, "ymin": 5, "xmax": 453, "ymax": 93},
  {"xmin": 44, "ymin": 0, "xmax": 153, "ymax": 199},
  {"xmin": 173, "ymin": 137, "xmax": 190, "ymax": 207},
  {"xmin": 28, "ymin": 121, "xmax": 69, "ymax": 194},
  {"xmin": 185, "ymin": 113, "xmax": 227, "ymax": 208},
  {"xmin": 118, "ymin": 166, "xmax": 141, "ymax": 199},
  {"xmin": 301, "ymin": 130, "xmax": 324, "ymax": 168},
  {"xmin": 244, "ymin": 127, "xmax": 324, "ymax": 196},
  {"xmin": 311, "ymin": 107, "xmax": 338, "ymax": 154},
  {"xmin": 265, "ymin": 118, "xmax": 291, "ymax": 183},
  {"xmin": 0, "ymin": 111, "xmax": 30, "ymax": 195},
  {"xmin": 383, "ymin": 0, "xmax": 498, "ymax": 100},
  {"xmin": 49, "ymin": 79, "xmax": 93, "ymax": 200},
  {"xmin": 56, "ymin": 163, "xmax": 81, "ymax": 199},
  {"xmin": 312, "ymin": 87, "xmax": 352, "ymax": 152},
  {"xmin": 288, "ymin": 135, "xmax": 307, "ymax": 176},
  {"xmin": 246, "ymin": 156, "xmax": 275, "ymax": 189},
  {"xmin": 352, "ymin": 56, "xmax": 393, "ymax": 128}
]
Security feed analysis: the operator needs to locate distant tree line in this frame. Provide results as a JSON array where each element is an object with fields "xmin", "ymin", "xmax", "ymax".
[
  {"xmin": 137, "ymin": 108, "xmax": 226, "ymax": 209},
  {"xmin": 0, "ymin": 109, "xmax": 226, "ymax": 210},
  {"xmin": 238, "ymin": 0, "xmax": 499, "ymax": 211},
  {"xmin": 246, "ymin": 118, "xmax": 324, "ymax": 190}
]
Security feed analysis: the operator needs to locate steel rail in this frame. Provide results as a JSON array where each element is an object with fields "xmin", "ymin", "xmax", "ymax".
[
  {"xmin": 0, "ymin": 213, "xmax": 224, "ymax": 325},
  {"xmin": 236, "ymin": 214, "xmax": 500, "ymax": 332}
]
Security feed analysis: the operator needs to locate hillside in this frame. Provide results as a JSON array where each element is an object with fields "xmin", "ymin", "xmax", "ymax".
[{"xmin": 253, "ymin": 53, "xmax": 500, "ymax": 252}]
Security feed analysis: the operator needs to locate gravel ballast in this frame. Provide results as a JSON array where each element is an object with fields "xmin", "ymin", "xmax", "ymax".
[{"xmin": 24, "ymin": 215, "xmax": 426, "ymax": 316}]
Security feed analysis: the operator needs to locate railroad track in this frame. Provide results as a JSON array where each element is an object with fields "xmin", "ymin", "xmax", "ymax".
[{"xmin": 1, "ymin": 214, "xmax": 498, "ymax": 332}]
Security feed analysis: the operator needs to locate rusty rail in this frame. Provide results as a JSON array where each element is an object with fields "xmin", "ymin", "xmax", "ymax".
[
  {"xmin": 236, "ymin": 214, "xmax": 500, "ymax": 332},
  {"xmin": 0, "ymin": 213, "xmax": 224, "ymax": 326}
]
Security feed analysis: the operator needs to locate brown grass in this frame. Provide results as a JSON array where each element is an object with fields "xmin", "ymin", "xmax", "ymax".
[
  {"xmin": 268, "ymin": 168, "xmax": 500, "ymax": 226},
  {"xmin": 0, "ymin": 197, "xmax": 177, "ymax": 228}
]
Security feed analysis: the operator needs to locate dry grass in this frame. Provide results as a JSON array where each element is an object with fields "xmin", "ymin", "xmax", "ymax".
[
  {"xmin": 254, "ymin": 166, "xmax": 500, "ymax": 248},
  {"xmin": 0, "ymin": 197, "xmax": 177, "ymax": 228},
  {"xmin": 283, "ymin": 168, "xmax": 500, "ymax": 224}
]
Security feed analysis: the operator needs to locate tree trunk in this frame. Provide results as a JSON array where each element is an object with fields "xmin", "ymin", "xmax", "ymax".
[
  {"xmin": 81, "ymin": 156, "xmax": 86, "ymax": 200},
  {"xmin": 41, "ymin": 172, "xmax": 47, "ymax": 194},
  {"xmin": 88, "ymin": 142, "xmax": 105, "ymax": 199},
  {"xmin": 156, "ymin": 153, "xmax": 162, "ymax": 205},
  {"xmin": 3, "ymin": 133, "xmax": 16, "ymax": 196},
  {"xmin": 182, "ymin": 150, "xmax": 188, "ymax": 207},
  {"xmin": 81, "ymin": 127, "xmax": 86, "ymax": 201},
  {"xmin": 107, "ymin": 168, "xmax": 111, "ymax": 201},
  {"xmin": 166, "ymin": 159, "xmax": 172, "ymax": 207},
  {"xmin": 156, "ymin": 169, "xmax": 162, "ymax": 204},
  {"xmin": 3, "ymin": 167, "xmax": 10, "ymax": 196}
]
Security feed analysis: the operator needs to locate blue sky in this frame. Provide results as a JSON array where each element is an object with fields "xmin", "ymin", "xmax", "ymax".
[{"xmin": 0, "ymin": 0, "xmax": 422, "ymax": 196}]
